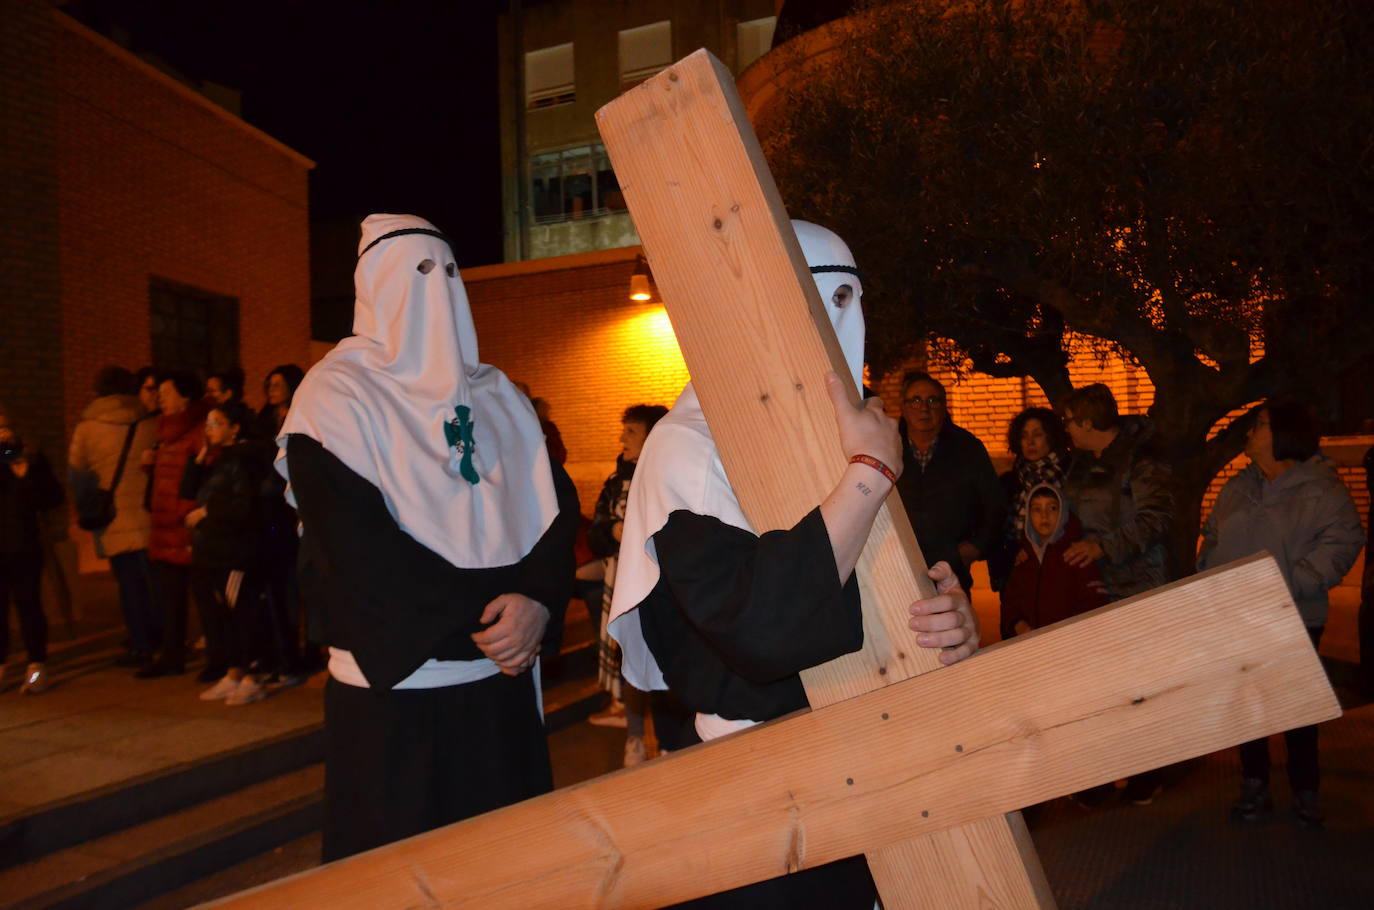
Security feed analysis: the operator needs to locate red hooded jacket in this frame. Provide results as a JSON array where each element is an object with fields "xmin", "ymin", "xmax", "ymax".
[
  {"xmin": 146, "ymin": 397, "xmax": 211, "ymax": 564},
  {"xmin": 1000, "ymin": 484, "xmax": 1109, "ymax": 635}
]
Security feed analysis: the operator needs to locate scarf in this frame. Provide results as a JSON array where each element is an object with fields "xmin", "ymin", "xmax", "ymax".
[{"xmin": 1010, "ymin": 451, "xmax": 1066, "ymax": 541}]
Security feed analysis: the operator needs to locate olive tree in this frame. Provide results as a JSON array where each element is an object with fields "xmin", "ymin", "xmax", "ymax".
[{"xmin": 765, "ymin": 0, "xmax": 1374, "ymax": 563}]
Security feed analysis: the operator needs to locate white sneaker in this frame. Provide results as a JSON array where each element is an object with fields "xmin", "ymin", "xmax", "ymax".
[
  {"xmin": 20, "ymin": 663, "xmax": 49, "ymax": 695},
  {"xmin": 225, "ymin": 675, "xmax": 266, "ymax": 705},
  {"xmin": 589, "ymin": 700, "xmax": 628, "ymax": 728},
  {"xmin": 623, "ymin": 736, "xmax": 646, "ymax": 768},
  {"xmin": 199, "ymin": 674, "xmax": 240, "ymax": 701}
]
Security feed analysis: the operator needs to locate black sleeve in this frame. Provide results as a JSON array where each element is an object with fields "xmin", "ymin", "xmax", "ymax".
[
  {"xmin": 514, "ymin": 461, "xmax": 580, "ymax": 613},
  {"xmin": 204, "ymin": 460, "xmax": 252, "ymax": 524},
  {"xmin": 179, "ymin": 455, "xmax": 206, "ymax": 501},
  {"xmin": 651, "ymin": 507, "xmax": 863, "ymax": 684},
  {"xmin": 966, "ymin": 441, "xmax": 1007, "ymax": 558},
  {"xmin": 26, "ymin": 453, "xmax": 65, "ymax": 510},
  {"xmin": 287, "ymin": 434, "xmax": 496, "ymax": 689},
  {"xmin": 287, "ymin": 434, "xmax": 580, "ymax": 689},
  {"xmin": 585, "ymin": 474, "xmax": 621, "ymax": 559}
]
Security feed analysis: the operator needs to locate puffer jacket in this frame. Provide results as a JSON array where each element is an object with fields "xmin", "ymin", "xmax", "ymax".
[
  {"xmin": 147, "ymin": 398, "xmax": 212, "ymax": 564},
  {"xmin": 68, "ymin": 394, "xmax": 157, "ymax": 558},
  {"xmin": 1199, "ymin": 456, "xmax": 1364, "ymax": 627},
  {"xmin": 180, "ymin": 441, "xmax": 266, "ymax": 570},
  {"xmin": 1062, "ymin": 415, "xmax": 1174, "ymax": 600}
]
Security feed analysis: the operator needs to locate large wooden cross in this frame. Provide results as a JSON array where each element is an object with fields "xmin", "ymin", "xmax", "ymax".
[{"xmin": 210, "ymin": 50, "xmax": 1339, "ymax": 909}]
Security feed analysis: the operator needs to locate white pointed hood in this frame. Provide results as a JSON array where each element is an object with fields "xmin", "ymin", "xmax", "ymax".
[
  {"xmin": 608, "ymin": 221, "xmax": 865, "ymax": 690},
  {"xmin": 276, "ymin": 214, "xmax": 559, "ymax": 568}
]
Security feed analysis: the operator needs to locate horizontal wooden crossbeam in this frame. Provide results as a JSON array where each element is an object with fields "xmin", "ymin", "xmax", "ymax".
[{"xmin": 207, "ymin": 553, "xmax": 1339, "ymax": 909}]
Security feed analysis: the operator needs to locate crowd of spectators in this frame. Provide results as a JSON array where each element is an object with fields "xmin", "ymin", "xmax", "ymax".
[
  {"xmin": 1, "ymin": 361, "xmax": 1368, "ymax": 827},
  {"xmin": 888, "ymin": 374, "xmax": 1364, "ymax": 823},
  {"xmin": 57, "ymin": 362, "xmax": 310, "ymax": 704}
]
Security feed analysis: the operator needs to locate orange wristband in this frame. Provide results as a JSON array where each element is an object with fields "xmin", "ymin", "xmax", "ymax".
[{"xmin": 849, "ymin": 453, "xmax": 897, "ymax": 485}]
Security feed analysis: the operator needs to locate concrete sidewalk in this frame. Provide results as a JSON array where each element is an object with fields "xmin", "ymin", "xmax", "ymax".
[
  {"xmin": 8, "ymin": 569, "xmax": 1369, "ymax": 908},
  {"xmin": 0, "ymin": 651, "xmax": 323, "ymax": 820}
]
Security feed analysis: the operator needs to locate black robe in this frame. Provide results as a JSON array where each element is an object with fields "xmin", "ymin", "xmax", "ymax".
[
  {"xmin": 286, "ymin": 434, "xmax": 578, "ymax": 861},
  {"xmin": 639, "ymin": 507, "xmax": 878, "ymax": 910}
]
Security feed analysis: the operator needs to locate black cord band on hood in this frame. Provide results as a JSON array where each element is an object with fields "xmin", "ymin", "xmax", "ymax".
[
  {"xmin": 359, "ymin": 228, "xmax": 454, "ymax": 260},
  {"xmin": 809, "ymin": 264, "xmax": 864, "ymax": 283}
]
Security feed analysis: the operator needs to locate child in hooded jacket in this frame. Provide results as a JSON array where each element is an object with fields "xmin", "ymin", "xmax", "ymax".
[{"xmin": 1000, "ymin": 484, "xmax": 1108, "ymax": 639}]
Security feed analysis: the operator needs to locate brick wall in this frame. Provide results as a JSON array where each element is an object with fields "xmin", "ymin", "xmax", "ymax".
[
  {"xmin": 0, "ymin": 4, "xmax": 310, "ymax": 577},
  {"xmin": 52, "ymin": 13, "xmax": 312, "ymax": 446},
  {"xmin": 0, "ymin": 0, "xmax": 64, "ymax": 462},
  {"xmin": 465, "ymin": 249, "xmax": 689, "ymax": 509}
]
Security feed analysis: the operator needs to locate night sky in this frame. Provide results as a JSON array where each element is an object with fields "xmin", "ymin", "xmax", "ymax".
[{"xmin": 64, "ymin": 0, "xmax": 508, "ymax": 267}]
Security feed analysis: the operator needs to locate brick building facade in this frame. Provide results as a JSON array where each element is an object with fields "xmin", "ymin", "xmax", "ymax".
[
  {"xmin": 1, "ymin": 3, "xmax": 312, "ymax": 498},
  {"xmin": 464, "ymin": 247, "xmax": 689, "ymax": 509},
  {"xmin": 1, "ymin": 3, "xmax": 311, "ymax": 584}
]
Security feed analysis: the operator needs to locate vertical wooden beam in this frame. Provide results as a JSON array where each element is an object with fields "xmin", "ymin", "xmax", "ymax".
[{"xmin": 596, "ymin": 49, "xmax": 1055, "ymax": 907}]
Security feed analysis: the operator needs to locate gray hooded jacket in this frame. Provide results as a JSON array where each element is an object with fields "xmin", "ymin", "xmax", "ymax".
[
  {"xmin": 1062, "ymin": 415, "xmax": 1174, "ymax": 599},
  {"xmin": 1198, "ymin": 456, "xmax": 1364, "ymax": 627}
]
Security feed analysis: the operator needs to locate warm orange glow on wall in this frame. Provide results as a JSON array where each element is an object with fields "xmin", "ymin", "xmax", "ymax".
[{"xmin": 608, "ymin": 306, "xmax": 689, "ymax": 387}]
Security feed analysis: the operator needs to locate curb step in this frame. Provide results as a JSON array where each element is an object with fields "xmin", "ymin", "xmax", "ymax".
[
  {"xmin": 1, "ymin": 766, "xmax": 323, "ymax": 910},
  {"xmin": 0, "ymin": 629, "xmax": 608, "ymax": 907},
  {"xmin": 0, "ymin": 724, "xmax": 323, "ymax": 869}
]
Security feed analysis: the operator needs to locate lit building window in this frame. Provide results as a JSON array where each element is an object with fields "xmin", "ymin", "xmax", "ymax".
[
  {"xmin": 736, "ymin": 17, "xmax": 776, "ymax": 71},
  {"xmin": 530, "ymin": 143, "xmax": 626, "ymax": 224},
  {"xmin": 526, "ymin": 43, "xmax": 574, "ymax": 110},
  {"xmin": 619, "ymin": 20, "xmax": 672, "ymax": 88}
]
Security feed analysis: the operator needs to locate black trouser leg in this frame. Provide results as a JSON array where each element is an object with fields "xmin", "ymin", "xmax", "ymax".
[
  {"xmin": 1285, "ymin": 626, "xmax": 1325, "ymax": 792},
  {"xmin": 1238, "ymin": 737, "xmax": 1272, "ymax": 784},
  {"xmin": 233, "ymin": 572, "xmax": 266, "ymax": 672},
  {"xmin": 153, "ymin": 561, "xmax": 190, "ymax": 667},
  {"xmin": 1239, "ymin": 625, "xmax": 1323, "ymax": 789},
  {"xmin": 109, "ymin": 550, "xmax": 160, "ymax": 653},
  {"xmin": 649, "ymin": 688, "xmax": 702, "ymax": 752},
  {"xmin": 1, "ymin": 552, "xmax": 48, "ymax": 662},
  {"xmin": 1360, "ymin": 566, "xmax": 1374, "ymax": 692},
  {"xmin": 262, "ymin": 562, "xmax": 300, "ymax": 675},
  {"xmin": 191, "ymin": 566, "xmax": 237, "ymax": 673}
]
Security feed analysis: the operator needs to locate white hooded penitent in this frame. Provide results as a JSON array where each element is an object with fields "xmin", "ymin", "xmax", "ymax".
[
  {"xmin": 277, "ymin": 214, "xmax": 559, "ymax": 570},
  {"xmin": 607, "ymin": 221, "xmax": 865, "ymax": 736}
]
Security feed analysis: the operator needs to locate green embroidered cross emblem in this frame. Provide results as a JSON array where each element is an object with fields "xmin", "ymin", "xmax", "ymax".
[{"xmin": 443, "ymin": 405, "xmax": 479, "ymax": 484}]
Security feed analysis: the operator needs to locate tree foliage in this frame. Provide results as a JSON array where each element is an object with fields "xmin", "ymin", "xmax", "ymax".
[{"xmin": 766, "ymin": 0, "xmax": 1374, "ymax": 555}]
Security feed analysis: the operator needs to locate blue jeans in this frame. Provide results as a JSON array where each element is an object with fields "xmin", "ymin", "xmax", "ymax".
[{"xmin": 109, "ymin": 550, "xmax": 161, "ymax": 653}]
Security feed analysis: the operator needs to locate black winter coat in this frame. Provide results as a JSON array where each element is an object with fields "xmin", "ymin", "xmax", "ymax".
[
  {"xmin": 894, "ymin": 418, "xmax": 1005, "ymax": 590},
  {"xmin": 180, "ymin": 442, "xmax": 265, "ymax": 569},
  {"xmin": 0, "ymin": 452, "xmax": 63, "ymax": 554}
]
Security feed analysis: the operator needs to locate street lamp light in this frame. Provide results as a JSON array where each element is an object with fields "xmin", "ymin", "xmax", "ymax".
[{"xmin": 629, "ymin": 253, "xmax": 653, "ymax": 301}]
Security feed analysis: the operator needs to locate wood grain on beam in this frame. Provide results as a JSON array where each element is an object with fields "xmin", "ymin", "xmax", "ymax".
[
  {"xmin": 206, "ymin": 555, "xmax": 1339, "ymax": 910},
  {"xmin": 594, "ymin": 48, "xmax": 1049, "ymax": 907}
]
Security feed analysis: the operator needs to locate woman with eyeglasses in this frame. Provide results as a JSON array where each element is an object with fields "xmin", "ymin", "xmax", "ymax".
[{"xmin": 894, "ymin": 371, "xmax": 1006, "ymax": 594}]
